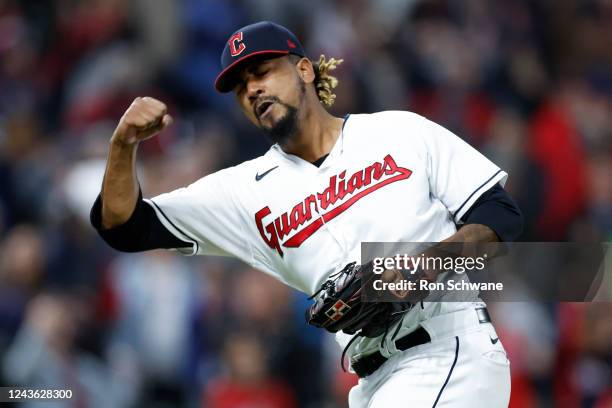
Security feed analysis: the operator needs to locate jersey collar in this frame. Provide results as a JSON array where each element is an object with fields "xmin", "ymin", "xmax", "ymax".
[{"xmin": 269, "ymin": 114, "xmax": 351, "ymax": 170}]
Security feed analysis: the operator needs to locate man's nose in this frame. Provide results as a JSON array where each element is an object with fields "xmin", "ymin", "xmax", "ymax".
[{"xmin": 246, "ymin": 80, "xmax": 265, "ymax": 102}]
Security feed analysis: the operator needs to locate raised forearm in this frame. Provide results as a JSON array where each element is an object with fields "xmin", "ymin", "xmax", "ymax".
[
  {"xmin": 100, "ymin": 139, "xmax": 140, "ymax": 229},
  {"xmin": 99, "ymin": 96, "xmax": 173, "ymax": 229}
]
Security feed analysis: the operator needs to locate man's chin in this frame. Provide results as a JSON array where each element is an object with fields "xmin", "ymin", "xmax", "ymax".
[
  {"xmin": 259, "ymin": 121, "xmax": 277, "ymax": 134},
  {"xmin": 258, "ymin": 103, "xmax": 298, "ymax": 144},
  {"xmin": 258, "ymin": 116, "xmax": 277, "ymax": 130}
]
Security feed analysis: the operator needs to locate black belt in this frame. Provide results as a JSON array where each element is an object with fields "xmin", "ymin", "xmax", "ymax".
[{"xmin": 352, "ymin": 307, "xmax": 492, "ymax": 378}]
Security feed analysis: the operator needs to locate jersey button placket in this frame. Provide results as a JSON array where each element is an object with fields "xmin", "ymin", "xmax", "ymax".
[{"xmin": 312, "ymin": 169, "xmax": 350, "ymax": 267}]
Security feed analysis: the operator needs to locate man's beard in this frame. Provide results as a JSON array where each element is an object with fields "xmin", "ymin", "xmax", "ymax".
[
  {"xmin": 261, "ymin": 102, "xmax": 299, "ymax": 144},
  {"xmin": 258, "ymin": 83, "xmax": 304, "ymax": 144}
]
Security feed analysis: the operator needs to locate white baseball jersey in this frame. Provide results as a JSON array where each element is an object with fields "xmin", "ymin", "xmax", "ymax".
[{"xmin": 145, "ymin": 110, "xmax": 507, "ymax": 358}]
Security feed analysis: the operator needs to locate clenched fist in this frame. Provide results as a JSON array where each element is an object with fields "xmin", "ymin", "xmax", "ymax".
[{"xmin": 111, "ymin": 97, "xmax": 173, "ymax": 146}]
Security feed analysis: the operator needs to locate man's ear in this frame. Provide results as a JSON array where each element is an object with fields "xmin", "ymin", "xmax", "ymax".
[{"xmin": 295, "ymin": 57, "xmax": 315, "ymax": 84}]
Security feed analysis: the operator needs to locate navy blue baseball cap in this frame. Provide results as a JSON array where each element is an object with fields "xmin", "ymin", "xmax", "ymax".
[{"xmin": 215, "ymin": 21, "xmax": 306, "ymax": 93}]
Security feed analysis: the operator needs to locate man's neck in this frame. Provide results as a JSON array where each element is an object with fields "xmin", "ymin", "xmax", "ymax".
[{"xmin": 279, "ymin": 103, "xmax": 344, "ymax": 163}]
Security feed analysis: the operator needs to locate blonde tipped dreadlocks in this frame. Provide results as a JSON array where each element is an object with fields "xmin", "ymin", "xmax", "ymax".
[{"xmin": 313, "ymin": 55, "xmax": 343, "ymax": 107}]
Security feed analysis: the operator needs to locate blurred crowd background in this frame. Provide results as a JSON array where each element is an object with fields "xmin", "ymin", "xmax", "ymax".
[{"xmin": 0, "ymin": 0, "xmax": 611, "ymax": 407}]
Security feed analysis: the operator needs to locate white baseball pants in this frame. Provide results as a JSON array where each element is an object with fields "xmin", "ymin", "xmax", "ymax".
[{"xmin": 348, "ymin": 308, "xmax": 511, "ymax": 407}]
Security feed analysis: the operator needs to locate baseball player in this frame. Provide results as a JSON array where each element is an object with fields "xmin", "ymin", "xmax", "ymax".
[{"xmin": 91, "ymin": 21, "xmax": 522, "ymax": 407}]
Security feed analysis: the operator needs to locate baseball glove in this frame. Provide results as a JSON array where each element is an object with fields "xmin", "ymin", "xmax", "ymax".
[{"xmin": 305, "ymin": 262, "xmax": 413, "ymax": 338}]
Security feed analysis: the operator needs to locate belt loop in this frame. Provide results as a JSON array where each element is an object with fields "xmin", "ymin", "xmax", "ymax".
[{"xmin": 475, "ymin": 307, "xmax": 492, "ymax": 324}]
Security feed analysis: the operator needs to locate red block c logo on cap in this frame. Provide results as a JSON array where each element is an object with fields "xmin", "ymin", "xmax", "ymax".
[{"xmin": 229, "ymin": 32, "xmax": 246, "ymax": 57}]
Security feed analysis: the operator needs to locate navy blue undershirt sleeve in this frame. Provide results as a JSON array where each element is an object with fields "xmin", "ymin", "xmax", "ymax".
[
  {"xmin": 90, "ymin": 189, "xmax": 190, "ymax": 252},
  {"xmin": 459, "ymin": 183, "xmax": 523, "ymax": 242}
]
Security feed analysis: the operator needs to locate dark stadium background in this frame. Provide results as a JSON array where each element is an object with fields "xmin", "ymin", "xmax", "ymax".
[{"xmin": 0, "ymin": 0, "xmax": 610, "ymax": 407}]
